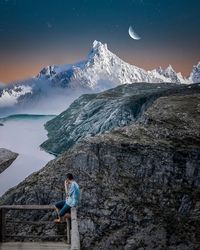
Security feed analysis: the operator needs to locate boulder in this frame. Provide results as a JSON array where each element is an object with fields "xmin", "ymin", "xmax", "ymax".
[{"xmin": 0, "ymin": 148, "xmax": 18, "ymax": 174}]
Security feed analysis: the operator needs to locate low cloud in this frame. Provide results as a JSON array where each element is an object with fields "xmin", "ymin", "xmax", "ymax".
[{"xmin": 0, "ymin": 78, "xmax": 95, "ymax": 116}]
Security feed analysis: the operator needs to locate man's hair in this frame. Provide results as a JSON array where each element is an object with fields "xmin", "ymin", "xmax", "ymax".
[{"xmin": 66, "ymin": 173, "xmax": 74, "ymax": 180}]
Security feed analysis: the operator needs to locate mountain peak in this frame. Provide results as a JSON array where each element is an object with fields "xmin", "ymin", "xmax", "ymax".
[
  {"xmin": 165, "ymin": 64, "xmax": 175, "ymax": 73},
  {"xmin": 88, "ymin": 40, "xmax": 109, "ymax": 59},
  {"xmin": 92, "ymin": 40, "xmax": 107, "ymax": 50},
  {"xmin": 196, "ymin": 61, "xmax": 200, "ymax": 67},
  {"xmin": 189, "ymin": 61, "xmax": 200, "ymax": 83}
]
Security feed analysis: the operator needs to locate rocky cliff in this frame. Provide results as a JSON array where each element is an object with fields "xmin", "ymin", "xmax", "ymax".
[
  {"xmin": 41, "ymin": 82, "xmax": 178, "ymax": 155},
  {"xmin": 41, "ymin": 83, "xmax": 198, "ymax": 156},
  {"xmin": 0, "ymin": 84, "xmax": 200, "ymax": 249},
  {"xmin": 0, "ymin": 148, "xmax": 18, "ymax": 174}
]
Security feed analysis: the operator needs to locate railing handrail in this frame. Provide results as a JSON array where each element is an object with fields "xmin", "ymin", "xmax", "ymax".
[{"xmin": 0, "ymin": 205, "xmax": 54, "ymax": 210}]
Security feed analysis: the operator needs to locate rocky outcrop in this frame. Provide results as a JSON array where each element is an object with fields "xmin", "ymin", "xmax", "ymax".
[
  {"xmin": 0, "ymin": 148, "xmax": 18, "ymax": 174},
  {"xmin": 41, "ymin": 82, "xmax": 178, "ymax": 155},
  {"xmin": 41, "ymin": 83, "xmax": 198, "ymax": 156},
  {"xmin": 0, "ymin": 84, "xmax": 200, "ymax": 249}
]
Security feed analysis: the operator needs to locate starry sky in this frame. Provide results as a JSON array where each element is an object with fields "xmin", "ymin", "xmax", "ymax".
[{"xmin": 0, "ymin": 0, "xmax": 200, "ymax": 83}]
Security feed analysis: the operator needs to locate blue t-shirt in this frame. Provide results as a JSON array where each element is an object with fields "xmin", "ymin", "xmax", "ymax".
[{"xmin": 66, "ymin": 181, "xmax": 80, "ymax": 207}]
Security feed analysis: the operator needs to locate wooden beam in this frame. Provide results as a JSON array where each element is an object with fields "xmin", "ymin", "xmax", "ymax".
[
  {"xmin": 0, "ymin": 205, "xmax": 54, "ymax": 210},
  {"xmin": 0, "ymin": 208, "xmax": 6, "ymax": 242},
  {"xmin": 0, "ymin": 242, "xmax": 70, "ymax": 250},
  {"xmin": 6, "ymin": 220, "xmax": 61, "ymax": 225},
  {"xmin": 5, "ymin": 234, "xmax": 66, "ymax": 239}
]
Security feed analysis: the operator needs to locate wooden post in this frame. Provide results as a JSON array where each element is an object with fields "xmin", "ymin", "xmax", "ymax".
[
  {"xmin": 66, "ymin": 218, "xmax": 71, "ymax": 244},
  {"xmin": 0, "ymin": 208, "xmax": 6, "ymax": 242},
  {"xmin": 71, "ymin": 207, "xmax": 80, "ymax": 250}
]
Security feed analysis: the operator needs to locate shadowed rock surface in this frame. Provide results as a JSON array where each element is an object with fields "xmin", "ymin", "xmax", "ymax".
[
  {"xmin": 41, "ymin": 82, "xmax": 196, "ymax": 156},
  {"xmin": 0, "ymin": 148, "xmax": 18, "ymax": 174},
  {"xmin": 0, "ymin": 84, "xmax": 200, "ymax": 249}
]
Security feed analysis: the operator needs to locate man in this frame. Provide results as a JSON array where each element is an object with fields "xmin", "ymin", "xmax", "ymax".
[{"xmin": 54, "ymin": 173, "xmax": 80, "ymax": 223}]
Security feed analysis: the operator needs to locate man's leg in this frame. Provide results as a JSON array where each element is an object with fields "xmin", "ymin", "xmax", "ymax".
[
  {"xmin": 54, "ymin": 200, "xmax": 66, "ymax": 222},
  {"xmin": 64, "ymin": 213, "xmax": 71, "ymax": 220},
  {"xmin": 57, "ymin": 203, "xmax": 71, "ymax": 222}
]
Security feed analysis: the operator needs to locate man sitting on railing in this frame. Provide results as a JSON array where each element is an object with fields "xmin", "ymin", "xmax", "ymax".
[{"xmin": 54, "ymin": 173, "xmax": 80, "ymax": 223}]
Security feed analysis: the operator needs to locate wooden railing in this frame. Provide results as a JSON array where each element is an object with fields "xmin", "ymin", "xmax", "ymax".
[
  {"xmin": 0, "ymin": 205, "xmax": 81, "ymax": 249},
  {"xmin": 0, "ymin": 205, "xmax": 70, "ymax": 243}
]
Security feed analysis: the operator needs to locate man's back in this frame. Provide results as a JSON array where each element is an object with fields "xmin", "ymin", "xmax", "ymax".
[{"xmin": 66, "ymin": 181, "xmax": 80, "ymax": 207}]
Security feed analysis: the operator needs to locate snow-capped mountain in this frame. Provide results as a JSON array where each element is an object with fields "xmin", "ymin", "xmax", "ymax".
[
  {"xmin": 189, "ymin": 62, "xmax": 200, "ymax": 83},
  {"xmin": 0, "ymin": 40, "xmax": 198, "ymax": 115},
  {"xmin": 0, "ymin": 84, "xmax": 32, "ymax": 107},
  {"xmin": 150, "ymin": 65, "xmax": 187, "ymax": 84},
  {"xmin": 38, "ymin": 40, "xmax": 188, "ymax": 89}
]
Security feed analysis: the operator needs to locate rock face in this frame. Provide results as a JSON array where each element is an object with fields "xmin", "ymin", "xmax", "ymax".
[
  {"xmin": 0, "ymin": 148, "xmax": 18, "ymax": 174},
  {"xmin": 41, "ymin": 82, "xmax": 178, "ymax": 155},
  {"xmin": 41, "ymin": 83, "xmax": 198, "ymax": 156},
  {"xmin": 0, "ymin": 84, "xmax": 200, "ymax": 249}
]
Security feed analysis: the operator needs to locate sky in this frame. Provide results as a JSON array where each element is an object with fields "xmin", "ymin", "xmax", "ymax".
[{"xmin": 0, "ymin": 0, "xmax": 200, "ymax": 83}]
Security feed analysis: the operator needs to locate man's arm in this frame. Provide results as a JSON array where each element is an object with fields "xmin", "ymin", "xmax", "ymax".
[
  {"xmin": 64, "ymin": 180, "xmax": 69, "ymax": 195},
  {"xmin": 68, "ymin": 182, "xmax": 75, "ymax": 196}
]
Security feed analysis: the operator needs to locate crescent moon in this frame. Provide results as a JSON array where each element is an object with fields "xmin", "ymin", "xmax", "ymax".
[{"xmin": 128, "ymin": 26, "xmax": 141, "ymax": 40}]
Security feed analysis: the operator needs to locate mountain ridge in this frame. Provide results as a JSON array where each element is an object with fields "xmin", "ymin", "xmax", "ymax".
[
  {"xmin": 0, "ymin": 40, "xmax": 199, "ymax": 115},
  {"xmin": 37, "ymin": 40, "xmax": 189, "ymax": 87}
]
